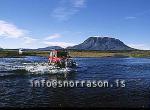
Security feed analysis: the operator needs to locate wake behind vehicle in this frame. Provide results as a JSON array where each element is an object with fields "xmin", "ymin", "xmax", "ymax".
[{"xmin": 23, "ymin": 50, "xmax": 77, "ymax": 74}]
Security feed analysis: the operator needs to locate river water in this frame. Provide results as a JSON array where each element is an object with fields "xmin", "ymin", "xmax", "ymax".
[{"xmin": 0, "ymin": 56, "xmax": 150, "ymax": 108}]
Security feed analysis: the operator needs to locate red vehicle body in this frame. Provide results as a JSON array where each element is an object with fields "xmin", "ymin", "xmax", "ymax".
[
  {"xmin": 48, "ymin": 50, "xmax": 75, "ymax": 68},
  {"xmin": 48, "ymin": 50, "xmax": 67, "ymax": 63},
  {"xmin": 48, "ymin": 50, "xmax": 76, "ymax": 68}
]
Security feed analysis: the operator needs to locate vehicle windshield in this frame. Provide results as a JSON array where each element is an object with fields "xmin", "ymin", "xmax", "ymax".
[{"xmin": 57, "ymin": 51, "xmax": 68, "ymax": 57}]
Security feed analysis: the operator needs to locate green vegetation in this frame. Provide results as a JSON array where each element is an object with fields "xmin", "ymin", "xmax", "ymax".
[
  {"xmin": 0, "ymin": 49, "xmax": 150, "ymax": 58},
  {"xmin": 68, "ymin": 50, "xmax": 150, "ymax": 58}
]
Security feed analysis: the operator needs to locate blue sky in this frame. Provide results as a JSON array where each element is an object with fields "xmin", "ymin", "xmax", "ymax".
[{"xmin": 0, "ymin": 0, "xmax": 150, "ymax": 49}]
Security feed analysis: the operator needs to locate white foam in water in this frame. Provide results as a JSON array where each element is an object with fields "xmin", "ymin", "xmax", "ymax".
[
  {"xmin": 24, "ymin": 63, "xmax": 75, "ymax": 74},
  {"xmin": 0, "ymin": 57, "xmax": 77, "ymax": 76},
  {"xmin": 0, "ymin": 62, "xmax": 75, "ymax": 74}
]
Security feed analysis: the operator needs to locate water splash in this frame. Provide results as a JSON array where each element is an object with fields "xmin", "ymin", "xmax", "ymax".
[
  {"xmin": 0, "ymin": 62, "xmax": 75, "ymax": 75},
  {"xmin": 24, "ymin": 63, "xmax": 75, "ymax": 74}
]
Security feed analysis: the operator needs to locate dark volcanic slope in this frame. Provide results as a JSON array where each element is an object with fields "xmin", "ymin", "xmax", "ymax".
[
  {"xmin": 67, "ymin": 37, "xmax": 134, "ymax": 50},
  {"xmin": 37, "ymin": 46, "xmax": 63, "ymax": 50}
]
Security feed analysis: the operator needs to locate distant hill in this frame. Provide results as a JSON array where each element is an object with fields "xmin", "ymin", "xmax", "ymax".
[
  {"xmin": 37, "ymin": 46, "xmax": 64, "ymax": 51},
  {"xmin": 67, "ymin": 37, "xmax": 134, "ymax": 50}
]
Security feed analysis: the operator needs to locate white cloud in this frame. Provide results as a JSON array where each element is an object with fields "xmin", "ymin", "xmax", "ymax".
[
  {"xmin": 43, "ymin": 41, "xmax": 76, "ymax": 48},
  {"xmin": 125, "ymin": 16, "xmax": 136, "ymax": 20},
  {"xmin": 128, "ymin": 44, "xmax": 150, "ymax": 50},
  {"xmin": 71, "ymin": 0, "xmax": 86, "ymax": 8},
  {"xmin": 51, "ymin": 0, "xmax": 86, "ymax": 21},
  {"xmin": 44, "ymin": 33, "xmax": 62, "ymax": 40},
  {"xmin": 0, "ymin": 20, "xmax": 77, "ymax": 49},
  {"xmin": 0, "ymin": 20, "xmax": 39, "ymax": 48},
  {"xmin": 23, "ymin": 37, "xmax": 38, "ymax": 45},
  {"xmin": 43, "ymin": 33, "xmax": 76, "ymax": 48},
  {"xmin": 136, "ymin": 9, "xmax": 150, "ymax": 16},
  {"xmin": 52, "ymin": 7, "xmax": 78, "ymax": 21},
  {"xmin": 125, "ymin": 10, "xmax": 150, "ymax": 20},
  {"xmin": 0, "ymin": 20, "xmax": 26, "ymax": 38}
]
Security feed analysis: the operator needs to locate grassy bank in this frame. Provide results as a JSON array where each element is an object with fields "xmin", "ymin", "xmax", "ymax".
[
  {"xmin": 69, "ymin": 50, "xmax": 150, "ymax": 58},
  {"xmin": 0, "ymin": 49, "xmax": 150, "ymax": 58}
]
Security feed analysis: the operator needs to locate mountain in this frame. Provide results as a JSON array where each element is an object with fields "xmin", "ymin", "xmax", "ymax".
[
  {"xmin": 37, "ymin": 46, "xmax": 63, "ymax": 51},
  {"xmin": 67, "ymin": 37, "xmax": 134, "ymax": 50}
]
